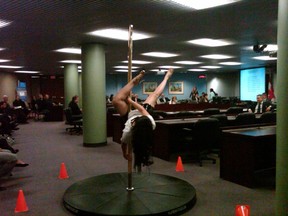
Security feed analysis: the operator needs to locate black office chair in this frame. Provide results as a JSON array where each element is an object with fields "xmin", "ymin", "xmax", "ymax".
[
  {"xmin": 258, "ymin": 112, "xmax": 276, "ymax": 124},
  {"xmin": 183, "ymin": 118, "xmax": 221, "ymax": 166},
  {"xmin": 234, "ymin": 112, "xmax": 256, "ymax": 125},
  {"xmin": 64, "ymin": 108, "xmax": 82, "ymax": 135},
  {"xmin": 203, "ymin": 108, "xmax": 220, "ymax": 115},
  {"xmin": 226, "ymin": 106, "xmax": 243, "ymax": 114},
  {"xmin": 209, "ymin": 114, "xmax": 228, "ymax": 127}
]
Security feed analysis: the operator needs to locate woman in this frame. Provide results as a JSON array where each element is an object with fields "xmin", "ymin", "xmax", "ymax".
[{"xmin": 112, "ymin": 68, "xmax": 174, "ymax": 168}]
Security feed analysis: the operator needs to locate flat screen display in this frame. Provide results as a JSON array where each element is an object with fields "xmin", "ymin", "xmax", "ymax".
[{"xmin": 240, "ymin": 67, "xmax": 265, "ymax": 101}]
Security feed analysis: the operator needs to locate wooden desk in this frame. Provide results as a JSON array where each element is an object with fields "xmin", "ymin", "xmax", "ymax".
[
  {"xmin": 220, "ymin": 126, "xmax": 276, "ymax": 188},
  {"xmin": 153, "ymin": 118, "xmax": 205, "ymax": 160}
]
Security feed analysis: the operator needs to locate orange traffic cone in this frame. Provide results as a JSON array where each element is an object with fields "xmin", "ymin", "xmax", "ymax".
[
  {"xmin": 58, "ymin": 162, "xmax": 69, "ymax": 179},
  {"xmin": 15, "ymin": 189, "xmax": 29, "ymax": 213},
  {"xmin": 176, "ymin": 156, "xmax": 184, "ymax": 172},
  {"xmin": 235, "ymin": 205, "xmax": 250, "ymax": 216}
]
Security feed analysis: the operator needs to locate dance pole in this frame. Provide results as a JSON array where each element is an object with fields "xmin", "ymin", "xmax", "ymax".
[{"xmin": 127, "ymin": 24, "xmax": 134, "ymax": 191}]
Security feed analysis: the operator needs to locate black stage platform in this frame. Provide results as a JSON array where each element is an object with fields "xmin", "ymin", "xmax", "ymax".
[{"xmin": 63, "ymin": 172, "xmax": 197, "ymax": 215}]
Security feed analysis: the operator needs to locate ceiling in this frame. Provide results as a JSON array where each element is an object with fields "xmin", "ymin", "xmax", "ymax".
[{"xmin": 0, "ymin": 0, "xmax": 278, "ymax": 76}]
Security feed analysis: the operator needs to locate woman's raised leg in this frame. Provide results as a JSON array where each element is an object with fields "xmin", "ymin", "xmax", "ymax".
[
  {"xmin": 112, "ymin": 70, "xmax": 145, "ymax": 116},
  {"xmin": 143, "ymin": 68, "xmax": 173, "ymax": 107}
]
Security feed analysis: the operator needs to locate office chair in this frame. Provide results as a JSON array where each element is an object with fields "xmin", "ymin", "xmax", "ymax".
[
  {"xmin": 183, "ymin": 118, "xmax": 221, "ymax": 166},
  {"xmin": 203, "ymin": 108, "xmax": 220, "ymax": 115},
  {"xmin": 226, "ymin": 106, "xmax": 243, "ymax": 114},
  {"xmin": 258, "ymin": 112, "xmax": 276, "ymax": 124},
  {"xmin": 234, "ymin": 112, "xmax": 256, "ymax": 125},
  {"xmin": 64, "ymin": 108, "xmax": 82, "ymax": 135},
  {"xmin": 209, "ymin": 114, "xmax": 228, "ymax": 127}
]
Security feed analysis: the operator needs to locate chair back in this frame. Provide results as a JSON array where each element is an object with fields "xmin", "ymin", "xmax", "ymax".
[
  {"xmin": 204, "ymin": 108, "xmax": 220, "ymax": 115},
  {"xmin": 193, "ymin": 118, "xmax": 221, "ymax": 150},
  {"xmin": 259, "ymin": 112, "xmax": 276, "ymax": 124},
  {"xmin": 226, "ymin": 106, "xmax": 243, "ymax": 114},
  {"xmin": 64, "ymin": 108, "xmax": 73, "ymax": 123},
  {"xmin": 209, "ymin": 114, "xmax": 228, "ymax": 127},
  {"xmin": 235, "ymin": 112, "xmax": 256, "ymax": 125}
]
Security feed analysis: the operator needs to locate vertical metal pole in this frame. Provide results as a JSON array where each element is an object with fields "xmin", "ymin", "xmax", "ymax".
[{"xmin": 127, "ymin": 25, "xmax": 134, "ymax": 191}]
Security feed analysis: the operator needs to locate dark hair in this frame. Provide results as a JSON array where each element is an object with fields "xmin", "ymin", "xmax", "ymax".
[{"xmin": 131, "ymin": 116, "xmax": 154, "ymax": 167}]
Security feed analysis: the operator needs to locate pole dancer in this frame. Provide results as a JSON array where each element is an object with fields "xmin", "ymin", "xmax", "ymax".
[{"xmin": 112, "ymin": 68, "xmax": 174, "ymax": 172}]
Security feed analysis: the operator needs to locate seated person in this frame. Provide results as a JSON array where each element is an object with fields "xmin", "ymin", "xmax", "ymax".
[
  {"xmin": 169, "ymin": 96, "xmax": 177, "ymax": 104},
  {"xmin": 248, "ymin": 94, "xmax": 272, "ymax": 114},
  {"xmin": 68, "ymin": 95, "xmax": 82, "ymax": 119},
  {"xmin": 0, "ymin": 149, "xmax": 28, "ymax": 191},
  {"xmin": 157, "ymin": 93, "xmax": 170, "ymax": 104},
  {"xmin": 13, "ymin": 95, "xmax": 29, "ymax": 123}
]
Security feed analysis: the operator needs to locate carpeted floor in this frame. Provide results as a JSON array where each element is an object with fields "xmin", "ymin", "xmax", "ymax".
[{"xmin": 0, "ymin": 120, "xmax": 275, "ymax": 216}]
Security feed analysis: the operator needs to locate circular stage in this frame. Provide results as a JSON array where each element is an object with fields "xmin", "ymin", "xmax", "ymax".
[{"xmin": 63, "ymin": 172, "xmax": 197, "ymax": 215}]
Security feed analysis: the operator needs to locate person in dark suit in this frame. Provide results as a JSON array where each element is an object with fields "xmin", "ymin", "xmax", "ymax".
[
  {"xmin": 68, "ymin": 95, "xmax": 82, "ymax": 116},
  {"xmin": 248, "ymin": 94, "xmax": 271, "ymax": 114}
]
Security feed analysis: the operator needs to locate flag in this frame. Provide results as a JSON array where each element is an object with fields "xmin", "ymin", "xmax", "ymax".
[{"xmin": 268, "ymin": 78, "xmax": 275, "ymax": 100}]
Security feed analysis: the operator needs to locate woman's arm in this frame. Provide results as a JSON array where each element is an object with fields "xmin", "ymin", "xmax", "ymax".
[{"xmin": 126, "ymin": 97, "xmax": 149, "ymax": 116}]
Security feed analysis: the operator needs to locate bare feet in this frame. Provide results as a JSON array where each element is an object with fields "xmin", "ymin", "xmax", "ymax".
[
  {"xmin": 132, "ymin": 70, "xmax": 145, "ymax": 85},
  {"xmin": 165, "ymin": 68, "xmax": 174, "ymax": 80}
]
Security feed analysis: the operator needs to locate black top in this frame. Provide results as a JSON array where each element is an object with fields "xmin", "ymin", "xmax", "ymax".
[{"xmin": 68, "ymin": 101, "xmax": 82, "ymax": 115}]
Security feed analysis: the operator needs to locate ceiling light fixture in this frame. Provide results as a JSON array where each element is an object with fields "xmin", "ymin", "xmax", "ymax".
[
  {"xmin": 114, "ymin": 66, "xmax": 139, "ymax": 69},
  {"xmin": 174, "ymin": 61, "xmax": 201, "ymax": 65},
  {"xmin": 15, "ymin": 70, "xmax": 40, "ymax": 74},
  {"xmin": 0, "ymin": 19, "xmax": 12, "ymax": 28},
  {"xmin": 115, "ymin": 69, "xmax": 138, "ymax": 73},
  {"xmin": 142, "ymin": 52, "xmax": 179, "ymax": 58},
  {"xmin": 0, "ymin": 59, "xmax": 10, "ymax": 63},
  {"xmin": 188, "ymin": 38, "xmax": 234, "ymax": 47},
  {"xmin": 55, "ymin": 48, "xmax": 81, "ymax": 54},
  {"xmin": 122, "ymin": 60, "xmax": 152, "ymax": 64},
  {"xmin": 158, "ymin": 65, "xmax": 181, "ymax": 69},
  {"xmin": 200, "ymin": 66, "xmax": 221, "ymax": 69},
  {"xmin": 201, "ymin": 54, "xmax": 233, "ymax": 59},
  {"xmin": 89, "ymin": 28, "xmax": 152, "ymax": 41},
  {"xmin": 253, "ymin": 56, "xmax": 277, "ymax": 61},
  {"xmin": 0, "ymin": 65, "xmax": 22, "ymax": 69},
  {"xmin": 60, "ymin": 60, "xmax": 81, "ymax": 64},
  {"xmin": 219, "ymin": 62, "xmax": 242, "ymax": 65},
  {"xmin": 188, "ymin": 69, "xmax": 207, "ymax": 72},
  {"xmin": 169, "ymin": 0, "xmax": 241, "ymax": 10}
]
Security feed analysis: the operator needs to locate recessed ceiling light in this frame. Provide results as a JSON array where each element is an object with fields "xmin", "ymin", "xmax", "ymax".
[
  {"xmin": 219, "ymin": 62, "xmax": 242, "ymax": 65},
  {"xmin": 158, "ymin": 65, "xmax": 181, "ymax": 69},
  {"xmin": 188, "ymin": 69, "xmax": 207, "ymax": 72},
  {"xmin": 89, "ymin": 28, "xmax": 152, "ymax": 41},
  {"xmin": 188, "ymin": 38, "xmax": 234, "ymax": 47},
  {"xmin": 150, "ymin": 69, "xmax": 168, "ymax": 72},
  {"xmin": 122, "ymin": 60, "xmax": 152, "ymax": 64},
  {"xmin": 0, "ymin": 19, "xmax": 12, "ymax": 28},
  {"xmin": 253, "ymin": 56, "xmax": 277, "ymax": 61},
  {"xmin": 60, "ymin": 60, "xmax": 81, "ymax": 64},
  {"xmin": 169, "ymin": 0, "xmax": 241, "ymax": 10},
  {"xmin": 142, "ymin": 52, "xmax": 179, "ymax": 58},
  {"xmin": 0, "ymin": 48, "xmax": 5, "ymax": 51},
  {"xmin": 15, "ymin": 70, "xmax": 40, "ymax": 74},
  {"xmin": 115, "ymin": 69, "xmax": 138, "ymax": 73},
  {"xmin": 0, "ymin": 65, "xmax": 22, "ymax": 69},
  {"xmin": 200, "ymin": 66, "xmax": 221, "ymax": 69},
  {"xmin": 0, "ymin": 59, "xmax": 10, "ymax": 63},
  {"xmin": 174, "ymin": 61, "xmax": 201, "ymax": 65},
  {"xmin": 201, "ymin": 54, "xmax": 233, "ymax": 59},
  {"xmin": 114, "ymin": 66, "xmax": 139, "ymax": 69},
  {"xmin": 55, "ymin": 48, "xmax": 81, "ymax": 54}
]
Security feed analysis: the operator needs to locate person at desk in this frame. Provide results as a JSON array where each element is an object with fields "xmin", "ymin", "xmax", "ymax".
[
  {"xmin": 157, "ymin": 93, "xmax": 169, "ymax": 104},
  {"xmin": 112, "ymin": 68, "xmax": 174, "ymax": 168},
  {"xmin": 169, "ymin": 96, "xmax": 177, "ymax": 104},
  {"xmin": 189, "ymin": 86, "xmax": 199, "ymax": 102},
  {"xmin": 208, "ymin": 88, "xmax": 218, "ymax": 102},
  {"xmin": 248, "ymin": 94, "xmax": 271, "ymax": 114}
]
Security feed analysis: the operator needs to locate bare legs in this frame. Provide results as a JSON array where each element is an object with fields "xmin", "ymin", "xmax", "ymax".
[
  {"xmin": 143, "ymin": 68, "xmax": 174, "ymax": 107},
  {"xmin": 112, "ymin": 70, "xmax": 145, "ymax": 116}
]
